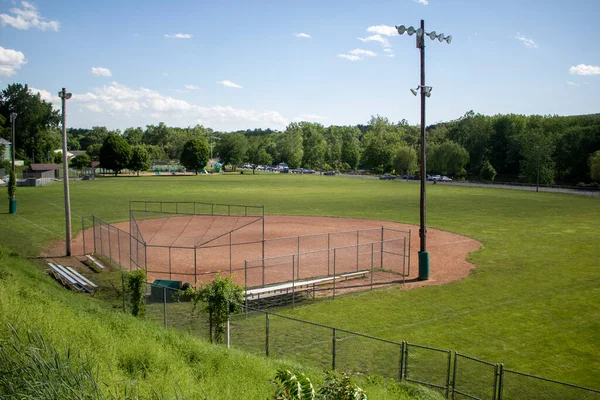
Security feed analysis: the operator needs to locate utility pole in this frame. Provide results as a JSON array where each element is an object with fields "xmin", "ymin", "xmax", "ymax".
[{"xmin": 58, "ymin": 88, "xmax": 73, "ymax": 256}]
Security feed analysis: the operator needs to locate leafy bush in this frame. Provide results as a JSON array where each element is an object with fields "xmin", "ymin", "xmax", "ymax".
[
  {"xmin": 270, "ymin": 369, "xmax": 367, "ymax": 400},
  {"xmin": 480, "ymin": 160, "xmax": 497, "ymax": 182},
  {"xmin": 125, "ymin": 269, "xmax": 146, "ymax": 317},
  {"xmin": 182, "ymin": 274, "xmax": 243, "ymax": 343},
  {"xmin": 7, "ymin": 168, "xmax": 15, "ymax": 201}
]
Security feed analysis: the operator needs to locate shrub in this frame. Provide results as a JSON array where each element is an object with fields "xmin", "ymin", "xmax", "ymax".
[
  {"xmin": 480, "ymin": 160, "xmax": 497, "ymax": 182},
  {"xmin": 125, "ymin": 269, "xmax": 146, "ymax": 317}
]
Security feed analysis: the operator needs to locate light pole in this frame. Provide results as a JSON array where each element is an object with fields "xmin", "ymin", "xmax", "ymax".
[
  {"xmin": 9, "ymin": 112, "xmax": 17, "ymax": 214},
  {"xmin": 58, "ymin": 88, "xmax": 73, "ymax": 256},
  {"xmin": 397, "ymin": 20, "xmax": 451, "ymax": 281},
  {"xmin": 536, "ymin": 145, "xmax": 541, "ymax": 192}
]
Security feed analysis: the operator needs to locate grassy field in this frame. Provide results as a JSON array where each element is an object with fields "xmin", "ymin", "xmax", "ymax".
[{"xmin": 1, "ymin": 173, "xmax": 599, "ymax": 389}]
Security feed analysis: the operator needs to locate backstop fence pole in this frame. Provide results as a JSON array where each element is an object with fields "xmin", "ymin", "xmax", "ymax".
[
  {"xmin": 229, "ymin": 232, "xmax": 232, "ymax": 274},
  {"xmin": 163, "ymin": 286, "xmax": 167, "ymax": 328},
  {"xmin": 297, "ymin": 238, "xmax": 300, "ymax": 279},
  {"xmin": 408, "ymin": 229, "xmax": 412, "ymax": 276},
  {"xmin": 81, "ymin": 217, "xmax": 86, "ymax": 255},
  {"xmin": 128, "ymin": 213, "xmax": 132, "ymax": 271},
  {"xmin": 333, "ymin": 249, "xmax": 337, "ymax": 299},
  {"xmin": 99, "ymin": 219, "xmax": 104, "ymax": 256},
  {"xmin": 194, "ymin": 247, "xmax": 197, "ymax": 289},
  {"xmin": 265, "ymin": 312, "xmax": 270, "ymax": 357},
  {"xmin": 371, "ymin": 242, "xmax": 374, "ymax": 290},
  {"xmin": 92, "ymin": 214, "xmax": 96, "ymax": 253},
  {"xmin": 380, "ymin": 226, "xmax": 384, "ymax": 269},
  {"xmin": 332, "ymin": 328, "xmax": 337, "ymax": 371},
  {"xmin": 403, "ymin": 238, "xmax": 406, "ymax": 285},
  {"xmin": 292, "ymin": 254, "xmax": 296, "ymax": 308},
  {"xmin": 244, "ymin": 260, "xmax": 248, "ymax": 315},
  {"xmin": 117, "ymin": 228, "xmax": 121, "ymax": 268},
  {"xmin": 262, "ymin": 205, "xmax": 265, "ymax": 287},
  {"xmin": 327, "ymin": 233, "xmax": 331, "ymax": 276},
  {"xmin": 168, "ymin": 247, "xmax": 172, "ymax": 280},
  {"xmin": 354, "ymin": 230, "xmax": 358, "ymax": 271},
  {"xmin": 108, "ymin": 225, "xmax": 113, "ymax": 264}
]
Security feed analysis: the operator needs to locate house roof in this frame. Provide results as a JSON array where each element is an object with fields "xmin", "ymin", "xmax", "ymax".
[
  {"xmin": 91, "ymin": 161, "xmax": 101, "ymax": 168},
  {"xmin": 0, "ymin": 138, "xmax": 10, "ymax": 145},
  {"xmin": 29, "ymin": 163, "xmax": 60, "ymax": 171}
]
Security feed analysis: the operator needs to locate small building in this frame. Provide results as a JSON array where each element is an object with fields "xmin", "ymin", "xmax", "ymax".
[
  {"xmin": 0, "ymin": 138, "xmax": 11, "ymax": 161},
  {"xmin": 20, "ymin": 163, "xmax": 60, "ymax": 186}
]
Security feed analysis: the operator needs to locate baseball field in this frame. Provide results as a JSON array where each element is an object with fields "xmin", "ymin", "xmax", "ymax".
[{"xmin": 1, "ymin": 173, "xmax": 598, "ymax": 388}]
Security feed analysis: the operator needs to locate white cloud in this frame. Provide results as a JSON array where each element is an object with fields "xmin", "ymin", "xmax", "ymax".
[
  {"xmin": 366, "ymin": 25, "xmax": 397, "ymax": 37},
  {"xmin": 295, "ymin": 33, "xmax": 311, "ymax": 39},
  {"xmin": 358, "ymin": 34, "xmax": 390, "ymax": 47},
  {"xmin": 91, "ymin": 67, "xmax": 112, "ymax": 77},
  {"xmin": 184, "ymin": 84, "xmax": 200, "ymax": 90},
  {"xmin": 337, "ymin": 54, "xmax": 361, "ymax": 61},
  {"xmin": 217, "ymin": 80, "xmax": 242, "ymax": 89},
  {"xmin": 0, "ymin": 46, "xmax": 26, "ymax": 76},
  {"xmin": 566, "ymin": 81, "xmax": 579, "ymax": 86},
  {"xmin": 415, "ymin": 0, "xmax": 429, "ymax": 4},
  {"xmin": 0, "ymin": 1, "xmax": 59, "ymax": 31},
  {"xmin": 28, "ymin": 87, "xmax": 56, "ymax": 104},
  {"xmin": 349, "ymin": 48, "xmax": 376, "ymax": 57},
  {"xmin": 164, "ymin": 33, "xmax": 193, "ymax": 39},
  {"xmin": 569, "ymin": 64, "xmax": 600, "ymax": 76},
  {"xmin": 515, "ymin": 34, "xmax": 538, "ymax": 48},
  {"xmin": 71, "ymin": 82, "xmax": 288, "ymax": 128}
]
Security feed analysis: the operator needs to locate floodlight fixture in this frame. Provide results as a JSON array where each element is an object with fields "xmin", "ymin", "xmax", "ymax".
[
  {"xmin": 10, "ymin": 112, "xmax": 17, "ymax": 123},
  {"xmin": 416, "ymin": 28, "xmax": 424, "ymax": 37},
  {"xmin": 445, "ymin": 35, "xmax": 452, "ymax": 44},
  {"xmin": 396, "ymin": 25, "xmax": 406, "ymax": 35},
  {"xmin": 438, "ymin": 33, "xmax": 445, "ymax": 42},
  {"xmin": 407, "ymin": 26, "xmax": 415, "ymax": 35},
  {"xmin": 429, "ymin": 31, "xmax": 437, "ymax": 40},
  {"xmin": 410, "ymin": 87, "xmax": 419, "ymax": 96}
]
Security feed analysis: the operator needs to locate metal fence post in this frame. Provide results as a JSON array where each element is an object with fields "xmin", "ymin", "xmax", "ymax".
[
  {"xmin": 408, "ymin": 229, "xmax": 412, "ymax": 276},
  {"xmin": 327, "ymin": 233, "xmax": 331, "ymax": 276},
  {"xmin": 244, "ymin": 260, "xmax": 248, "ymax": 316},
  {"xmin": 194, "ymin": 247, "xmax": 197, "ymax": 289},
  {"xmin": 451, "ymin": 352, "xmax": 458, "ymax": 399},
  {"xmin": 356, "ymin": 230, "xmax": 359, "ymax": 271},
  {"xmin": 497, "ymin": 363, "xmax": 504, "ymax": 400},
  {"xmin": 99, "ymin": 220, "xmax": 103, "ymax": 256},
  {"xmin": 403, "ymin": 237, "xmax": 406, "ymax": 285},
  {"xmin": 333, "ymin": 249, "xmax": 337, "ymax": 299},
  {"xmin": 265, "ymin": 313, "xmax": 270, "ymax": 357},
  {"xmin": 108, "ymin": 226, "xmax": 113, "ymax": 264},
  {"xmin": 493, "ymin": 363, "xmax": 500, "ymax": 400},
  {"xmin": 292, "ymin": 254, "xmax": 296, "ymax": 308},
  {"xmin": 332, "ymin": 328, "xmax": 337, "ymax": 370},
  {"xmin": 121, "ymin": 272, "xmax": 126, "ymax": 312},
  {"xmin": 229, "ymin": 232, "xmax": 232, "ymax": 274},
  {"xmin": 297, "ymin": 237, "xmax": 300, "ymax": 279},
  {"xmin": 371, "ymin": 242, "xmax": 374, "ymax": 290},
  {"xmin": 81, "ymin": 217, "xmax": 86, "ymax": 255},
  {"xmin": 398, "ymin": 342, "xmax": 404, "ymax": 382},
  {"xmin": 445, "ymin": 350, "xmax": 452, "ymax": 399},
  {"xmin": 92, "ymin": 215, "xmax": 96, "ymax": 253},
  {"xmin": 226, "ymin": 318, "xmax": 230, "ymax": 349},
  {"xmin": 163, "ymin": 287, "xmax": 167, "ymax": 328},
  {"xmin": 117, "ymin": 229, "xmax": 121, "ymax": 269},
  {"xmin": 380, "ymin": 226, "xmax": 384, "ymax": 269}
]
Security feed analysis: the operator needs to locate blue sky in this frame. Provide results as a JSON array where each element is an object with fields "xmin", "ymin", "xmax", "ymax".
[{"xmin": 1, "ymin": 0, "xmax": 599, "ymax": 131}]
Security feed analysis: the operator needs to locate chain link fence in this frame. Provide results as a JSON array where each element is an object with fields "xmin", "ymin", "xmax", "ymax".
[{"xmin": 83, "ymin": 216, "xmax": 599, "ymax": 400}]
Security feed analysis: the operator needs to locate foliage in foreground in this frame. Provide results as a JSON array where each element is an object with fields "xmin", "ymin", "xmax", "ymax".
[
  {"xmin": 125, "ymin": 269, "xmax": 146, "ymax": 317},
  {"xmin": 271, "ymin": 369, "xmax": 367, "ymax": 400},
  {"xmin": 183, "ymin": 274, "xmax": 244, "ymax": 343}
]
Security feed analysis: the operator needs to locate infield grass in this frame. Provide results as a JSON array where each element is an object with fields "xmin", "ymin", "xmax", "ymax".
[{"xmin": 1, "ymin": 173, "xmax": 598, "ymax": 388}]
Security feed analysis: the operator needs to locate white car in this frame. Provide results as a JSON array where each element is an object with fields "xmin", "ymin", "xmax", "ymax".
[{"xmin": 441, "ymin": 176, "xmax": 452, "ymax": 182}]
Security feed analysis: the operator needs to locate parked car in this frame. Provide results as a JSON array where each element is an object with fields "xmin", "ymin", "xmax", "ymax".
[
  {"xmin": 379, "ymin": 173, "xmax": 396, "ymax": 180},
  {"xmin": 323, "ymin": 171, "xmax": 336, "ymax": 176},
  {"xmin": 402, "ymin": 175, "xmax": 416, "ymax": 180},
  {"xmin": 441, "ymin": 176, "xmax": 452, "ymax": 182}
]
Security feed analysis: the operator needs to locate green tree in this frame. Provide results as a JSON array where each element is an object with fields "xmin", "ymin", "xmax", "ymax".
[
  {"xmin": 393, "ymin": 146, "xmax": 418, "ymax": 176},
  {"xmin": 183, "ymin": 275, "xmax": 243, "ymax": 343},
  {"xmin": 361, "ymin": 116, "xmax": 403, "ymax": 173},
  {"xmin": 215, "ymin": 133, "xmax": 248, "ymax": 171},
  {"xmin": 589, "ymin": 150, "xmax": 600, "ymax": 182},
  {"xmin": 70, "ymin": 153, "xmax": 91, "ymax": 170},
  {"xmin": 280, "ymin": 124, "xmax": 304, "ymax": 168},
  {"xmin": 340, "ymin": 126, "xmax": 361, "ymax": 170},
  {"xmin": 99, "ymin": 133, "xmax": 132, "ymax": 176},
  {"xmin": 247, "ymin": 136, "xmax": 273, "ymax": 171},
  {"xmin": 122, "ymin": 127, "xmax": 144, "ymax": 146},
  {"xmin": 86, "ymin": 143, "xmax": 102, "ymax": 160},
  {"xmin": 126, "ymin": 269, "xmax": 146, "ymax": 317},
  {"xmin": 180, "ymin": 138, "xmax": 209, "ymax": 175},
  {"xmin": 435, "ymin": 141, "xmax": 470, "ymax": 177},
  {"xmin": 7, "ymin": 168, "xmax": 16, "ymax": 202},
  {"xmin": 480, "ymin": 160, "xmax": 497, "ymax": 181},
  {"xmin": 0, "ymin": 83, "xmax": 60, "ymax": 164},
  {"xmin": 128, "ymin": 145, "xmax": 151, "ymax": 176},
  {"xmin": 52, "ymin": 151, "xmax": 63, "ymax": 164},
  {"xmin": 301, "ymin": 122, "xmax": 326, "ymax": 169}
]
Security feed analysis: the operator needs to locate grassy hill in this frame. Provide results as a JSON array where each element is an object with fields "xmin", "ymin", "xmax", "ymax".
[{"xmin": 0, "ymin": 248, "xmax": 440, "ymax": 399}]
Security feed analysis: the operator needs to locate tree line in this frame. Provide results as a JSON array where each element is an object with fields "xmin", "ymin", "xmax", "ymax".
[{"xmin": 2, "ymin": 83, "xmax": 600, "ymax": 184}]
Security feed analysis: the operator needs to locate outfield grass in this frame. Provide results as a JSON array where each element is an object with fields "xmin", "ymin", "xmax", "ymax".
[{"xmin": 1, "ymin": 173, "xmax": 599, "ymax": 388}]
